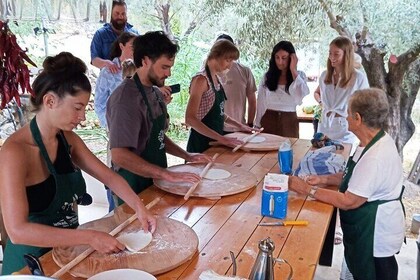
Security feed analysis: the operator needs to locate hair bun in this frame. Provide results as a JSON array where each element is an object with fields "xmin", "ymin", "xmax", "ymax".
[{"xmin": 42, "ymin": 52, "xmax": 87, "ymax": 76}]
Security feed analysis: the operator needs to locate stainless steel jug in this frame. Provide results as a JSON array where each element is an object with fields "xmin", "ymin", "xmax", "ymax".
[{"xmin": 248, "ymin": 237, "xmax": 293, "ymax": 280}]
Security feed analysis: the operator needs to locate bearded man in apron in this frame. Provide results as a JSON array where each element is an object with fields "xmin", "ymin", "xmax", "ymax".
[
  {"xmin": 290, "ymin": 88, "xmax": 405, "ymax": 280},
  {"xmin": 107, "ymin": 31, "xmax": 211, "ymax": 205}
]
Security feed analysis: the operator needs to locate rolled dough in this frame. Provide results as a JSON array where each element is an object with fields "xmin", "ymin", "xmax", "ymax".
[
  {"xmin": 116, "ymin": 230, "xmax": 153, "ymax": 252},
  {"xmin": 248, "ymin": 136, "xmax": 266, "ymax": 143},
  {"xmin": 204, "ymin": 168, "xmax": 231, "ymax": 180}
]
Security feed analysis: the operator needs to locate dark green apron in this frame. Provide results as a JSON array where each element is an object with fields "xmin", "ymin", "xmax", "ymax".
[
  {"xmin": 339, "ymin": 129, "xmax": 405, "ymax": 280},
  {"xmin": 115, "ymin": 74, "xmax": 167, "ymax": 205},
  {"xmin": 186, "ymin": 65, "xmax": 227, "ymax": 153},
  {"xmin": 2, "ymin": 117, "xmax": 86, "ymax": 275}
]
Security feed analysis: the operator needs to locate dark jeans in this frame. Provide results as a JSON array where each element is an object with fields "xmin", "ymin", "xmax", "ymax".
[{"xmin": 106, "ymin": 188, "xmax": 116, "ymax": 212}]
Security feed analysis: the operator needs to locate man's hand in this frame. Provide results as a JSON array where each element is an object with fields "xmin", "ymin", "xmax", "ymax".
[
  {"xmin": 185, "ymin": 153, "xmax": 212, "ymax": 163},
  {"xmin": 163, "ymin": 170, "xmax": 201, "ymax": 183},
  {"xmin": 159, "ymin": 86, "xmax": 173, "ymax": 105},
  {"xmin": 105, "ymin": 60, "xmax": 121, "ymax": 74}
]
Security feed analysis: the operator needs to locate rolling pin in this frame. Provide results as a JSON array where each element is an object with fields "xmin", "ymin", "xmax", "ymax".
[
  {"xmin": 232, "ymin": 128, "xmax": 264, "ymax": 152},
  {"xmin": 184, "ymin": 153, "xmax": 219, "ymax": 200}
]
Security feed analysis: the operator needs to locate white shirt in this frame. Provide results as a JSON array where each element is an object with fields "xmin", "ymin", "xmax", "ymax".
[
  {"xmin": 348, "ymin": 133, "xmax": 405, "ymax": 257},
  {"xmin": 319, "ymin": 69, "xmax": 369, "ymax": 128},
  {"xmin": 255, "ymin": 71, "xmax": 309, "ymax": 127}
]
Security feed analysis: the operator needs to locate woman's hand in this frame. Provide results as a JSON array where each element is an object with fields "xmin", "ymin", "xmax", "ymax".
[
  {"xmin": 288, "ymin": 176, "xmax": 311, "ymax": 195},
  {"xmin": 89, "ymin": 231, "xmax": 126, "ymax": 254},
  {"xmin": 290, "ymin": 53, "xmax": 298, "ymax": 72},
  {"xmin": 219, "ymin": 136, "xmax": 243, "ymax": 148},
  {"xmin": 306, "ymin": 175, "xmax": 324, "ymax": 186},
  {"xmin": 238, "ymin": 123, "xmax": 256, "ymax": 133},
  {"xmin": 135, "ymin": 206, "xmax": 157, "ymax": 233}
]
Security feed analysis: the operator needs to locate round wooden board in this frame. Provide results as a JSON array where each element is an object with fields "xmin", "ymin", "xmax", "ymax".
[
  {"xmin": 52, "ymin": 214, "xmax": 198, "ymax": 278},
  {"xmin": 154, "ymin": 163, "xmax": 257, "ymax": 198},
  {"xmin": 225, "ymin": 132, "xmax": 288, "ymax": 151}
]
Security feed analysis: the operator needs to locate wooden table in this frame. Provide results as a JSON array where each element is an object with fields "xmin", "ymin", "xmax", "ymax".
[
  {"xmin": 19, "ymin": 139, "xmax": 349, "ymax": 279},
  {"xmin": 297, "ymin": 110, "xmax": 314, "ymax": 123}
]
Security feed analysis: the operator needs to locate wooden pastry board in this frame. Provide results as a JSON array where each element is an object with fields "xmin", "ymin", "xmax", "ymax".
[
  {"xmin": 212, "ymin": 132, "xmax": 288, "ymax": 152},
  {"xmin": 154, "ymin": 163, "xmax": 257, "ymax": 198},
  {"xmin": 52, "ymin": 214, "xmax": 198, "ymax": 278}
]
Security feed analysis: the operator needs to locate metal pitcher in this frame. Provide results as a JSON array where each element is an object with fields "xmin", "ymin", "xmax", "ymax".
[{"xmin": 249, "ymin": 238, "xmax": 293, "ymax": 280}]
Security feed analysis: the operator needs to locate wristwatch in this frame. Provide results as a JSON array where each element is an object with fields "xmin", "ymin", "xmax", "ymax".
[{"xmin": 308, "ymin": 186, "xmax": 319, "ymax": 198}]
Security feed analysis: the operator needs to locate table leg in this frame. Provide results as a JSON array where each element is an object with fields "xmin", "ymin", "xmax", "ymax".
[{"xmin": 319, "ymin": 207, "xmax": 337, "ymax": 266}]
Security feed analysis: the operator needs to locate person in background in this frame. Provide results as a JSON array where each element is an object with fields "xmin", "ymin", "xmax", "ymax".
[
  {"xmin": 0, "ymin": 52, "xmax": 156, "ymax": 275},
  {"xmin": 185, "ymin": 39, "xmax": 254, "ymax": 153},
  {"xmin": 215, "ymin": 34, "xmax": 257, "ymax": 133},
  {"xmin": 290, "ymin": 88, "xmax": 405, "ymax": 280},
  {"xmin": 254, "ymin": 40, "xmax": 309, "ymax": 138},
  {"xmin": 107, "ymin": 31, "xmax": 211, "ymax": 204},
  {"xmin": 94, "ymin": 32, "xmax": 137, "ymax": 129},
  {"xmin": 313, "ymin": 36, "xmax": 369, "ymax": 143},
  {"xmin": 312, "ymin": 41, "xmax": 365, "ymax": 135},
  {"xmin": 90, "ymin": 0, "xmax": 138, "ymax": 73}
]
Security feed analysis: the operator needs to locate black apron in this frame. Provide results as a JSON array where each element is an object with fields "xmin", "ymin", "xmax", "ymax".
[
  {"xmin": 339, "ymin": 130, "xmax": 405, "ymax": 279},
  {"xmin": 186, "ymin": 65, "xmax": 227, "ymax": 153},
  {"xmin": 2, "ymin": 117, "xmax": 86, "ymax": 275},
  {"xmin": 115, "ymin": 74, "xmax": 167, "ymax": 205}
]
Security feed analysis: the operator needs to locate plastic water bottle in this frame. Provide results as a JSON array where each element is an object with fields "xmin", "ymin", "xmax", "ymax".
[{"xmin": 278, "ymin": 140, "xmax": 293, "ymax": 175}]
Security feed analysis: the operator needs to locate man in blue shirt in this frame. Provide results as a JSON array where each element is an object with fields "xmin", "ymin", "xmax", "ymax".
[{"xmin": 90, "ymin": 0, "xmax": 138, "ymax": 73}]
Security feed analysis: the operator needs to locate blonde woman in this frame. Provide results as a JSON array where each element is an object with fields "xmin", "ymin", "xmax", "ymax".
[
  {"xmin": 185, "ymin": 39, "xmax": 254, "ymax": 153},
  {"xmin": 314, "ymin": 36, "xmax": 369, "ymax": 143}
]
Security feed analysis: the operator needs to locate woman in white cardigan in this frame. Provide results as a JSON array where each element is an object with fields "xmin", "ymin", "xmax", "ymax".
[
  {"xmin": 254, "ymin": 40, "xmax": 309, "ymax": 138},
  {"xmin": 314, "ymin": 36, "xmax": 369, "ymax": 144}
]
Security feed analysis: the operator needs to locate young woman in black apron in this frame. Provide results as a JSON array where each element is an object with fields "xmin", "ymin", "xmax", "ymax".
[
  {"xmin": 289, "ymin": 88, "xmax": 405, "ymax": 280},
  {"xmin": 0, "ymin": 52, "xmax": 156, "ymax": 275},
  {"xmin": 186, "ymin": 39, "xmax": 255, "ymax": 153}
]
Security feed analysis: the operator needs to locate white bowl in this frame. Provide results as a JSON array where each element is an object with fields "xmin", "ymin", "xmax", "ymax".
[{"xmin": 87, "ymin": 269, "xmax": 156, "ymax": 280}]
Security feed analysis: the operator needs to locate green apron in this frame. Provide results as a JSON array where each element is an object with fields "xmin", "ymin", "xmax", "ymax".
[
  {"xmin": 339, "ymin": 129, "xmax": 405, "ymax": 279},
  {"xmin": 2, "ymin": 117, "xmax": 86, "ymax": 275},
  {"xmin": 186, "ymin": 65, "xmax": 227, "ymax": 153},
  {"xmin": 115, "ymin": 74, "xmax": 167, "ymax": 205}
]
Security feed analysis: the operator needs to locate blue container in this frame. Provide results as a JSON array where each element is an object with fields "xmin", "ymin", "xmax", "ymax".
[{"xmin": 278, "ymin": 141, "xmax": 293, "ymax": 175}]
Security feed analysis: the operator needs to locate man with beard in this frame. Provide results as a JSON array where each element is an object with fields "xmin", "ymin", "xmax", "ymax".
[
  {"xmin": 90, "ymin": 0, "xmax": 138, "ymax": 73},
  {"xmin": 106, "ymin": 31, "xmax": 211, "ymax": 205}
]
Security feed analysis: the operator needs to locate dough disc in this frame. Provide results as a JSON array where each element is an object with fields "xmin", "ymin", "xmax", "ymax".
[
  {"xmin": 204, "ymin": 168, "xmax": 231, "ymax": 180},
  {"xmin": 248, "ymin": 136, "xmax": 266, "ymax": 143},
  {"xmin": 116, "ymin": 230, "xmax": 152, "ymax": 252}
]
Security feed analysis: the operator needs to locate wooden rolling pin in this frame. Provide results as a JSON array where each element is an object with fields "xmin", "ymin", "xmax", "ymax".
[
  {"xmin": 51, "ymin": 197, "xmax": 161, "ymax": 278},
  {"xmin": 232, "ymin": 128, "xmax": 264, "ymax": 152},
  {"xmin": 184, "ymin": 153, "xmax": 219, "ymax": 200}
]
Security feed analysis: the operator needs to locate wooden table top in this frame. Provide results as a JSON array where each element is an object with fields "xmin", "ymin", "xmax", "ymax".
[{"xmin": 19, "ymin": 138, "xmax": 349, "ymax": 280}]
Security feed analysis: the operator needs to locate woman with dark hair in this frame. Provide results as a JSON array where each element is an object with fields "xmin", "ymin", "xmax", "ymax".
[
  {"xmin": 185, "ymin": 39, "xmax": 254, "ymax": 153},
  {"xmin": 254, "ymin": 41, "xmax": 309, "ymax": 138},
  {"xmin": 0, "ymin": 52, "xmax": 156, "ymax": 275},
  {"xmin": 95, "ymin": 31, "xmax": 137, "ymax": 129}
]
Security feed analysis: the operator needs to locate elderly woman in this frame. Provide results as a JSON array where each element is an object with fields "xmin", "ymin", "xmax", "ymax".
[{"xmin": 290, "ymin": 88, "xmax": 405, "ymax": 280}]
